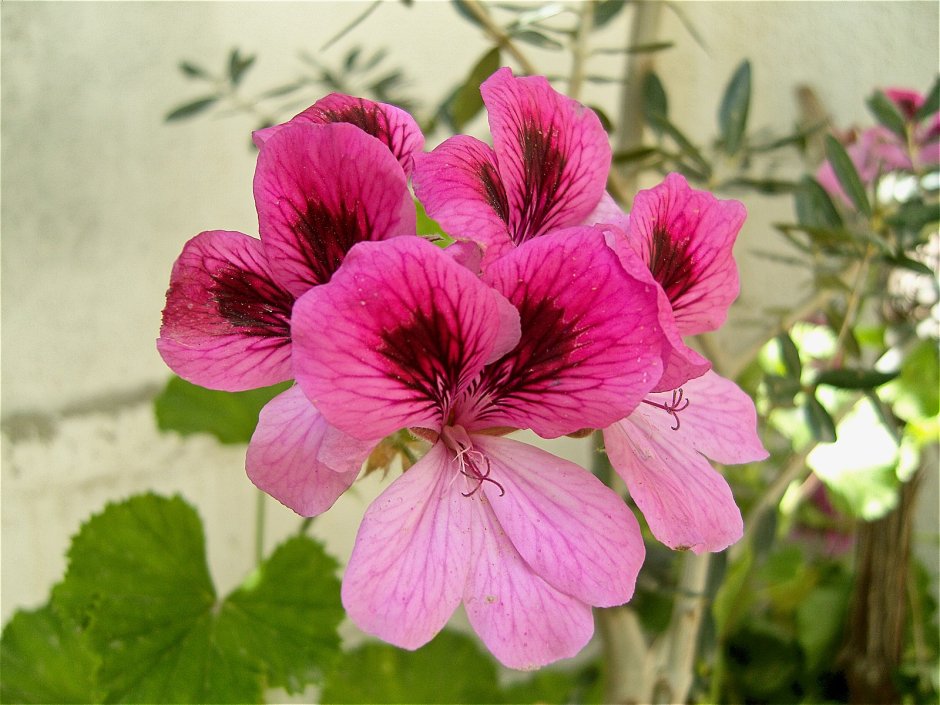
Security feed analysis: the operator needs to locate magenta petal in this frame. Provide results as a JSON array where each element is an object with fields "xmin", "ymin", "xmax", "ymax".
[
  {"xmin": 628, "ymin": 173, "xmax": 745, "ymax": 335},
  {"xmin": 605, "ymin": 418, "xmax": 742, "ymax": 553},
  {"xmin": 474, "ymin": 435, "xmax": 644, "ymax": 607},
  {"xmin": 292, "ymin": 237, "xmax": 521, "ymax": 440},
  {"xmin": 252, "ymin": 93, "xmax": 424, "ymax": 175},
  {"xmin": 157, "ymin": 230, "xmax": 294, "ymax": 391},
  {"xmin": 482, "ymin": 67, "xmax": 611, "ymax": 245},
  {"xmin": 246, "ymin": 386, "xmax": 371, "ymax": 516},
  {"xmin": 342, "ymin": 442, "xmax": 471, "ymax": 650},
  {"xmin": 254, "ymin": 122, "xmax": 416, "ymax": 296},
  {"xmin": 412, "ymin": 136, "xmax": 513, "ymax": 257},
  {"xmin": 475, "ymin": 228, "xmax": 664, "ymax": 436},
  {"xmin": 463, "ymin": 489, "xmax": 594, "ymax": 670}
]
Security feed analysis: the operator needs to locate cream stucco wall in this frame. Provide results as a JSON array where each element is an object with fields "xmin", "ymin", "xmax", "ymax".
[{"xmin": 2, "ymin": 1, "xmax": 937, "ymax": 630}]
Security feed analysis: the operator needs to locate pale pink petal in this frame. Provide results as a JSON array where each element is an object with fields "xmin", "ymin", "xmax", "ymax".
[
  {"xmin": 582, "ymin": 190, "xmax": 629, "ymax": 229},
  {"xmin": 604, "ymin": 227, "xmax": 710, "ymax": 391},
  {"xmin": 469, "ymin": 228, "xmax": 664, "ymax": 436},
  {"xmin": 603, "ymin": 371, "xmax": 766, "ymax": 553},
  {"xmin": 253, "ymin": 93, "xmax": 424, "ymax": 175},
  {"xmin": 157, "ymin": 230, "xmax": 294, "ymax": 392},
  {"xmin": 246, "ymin": 386, "xmax": 372, "ymax": 516},
  {"xmin": 463, "ymin": 489, "xmax": 594, "ymax": 670},
  {"xmin": 443, "ymin": 239, "xmax": 483, "ymax": 274},
  {"xmin": 473, "ymin": 435, "xmax": 644, "ymax": 606},
  {"xmin": 663, "ymin": 370, "xmax": 769, "ymax": 465},
  {"xmin": 482, "ymin": 67, "xmax": 611, "ymax": 245},
  {"xmin": 628, "ymin": 173, "xmax": 745, "ymax": 336},
  {"xmin": 292, "ymin": 237, "xmax": 521, "ymax": 440},
  {"xmin": 342, "ymin": 442, "xmax": 472, "ymax": 650},
  {"xmin": 412, "ymin": 136, "xmax": 513, "ymax": 257},
  {"xmin": 254, "ymin": 122, "xmax": 416, "ymax": 296}
]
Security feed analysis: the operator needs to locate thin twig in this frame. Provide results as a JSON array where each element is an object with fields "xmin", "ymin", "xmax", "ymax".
[
  {"xmin": 567, "ymin": 0, "xmax": 595, "ymax": 102},
  {"xmin": 320, "ymin": 0, "xmax": 382, "ymax": 52},
  {"xmin": 461, "ymin": 0, "xmax": 539, "ymax": 75}
]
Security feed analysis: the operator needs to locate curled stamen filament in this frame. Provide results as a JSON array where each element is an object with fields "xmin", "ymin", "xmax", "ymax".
[
  {"xmin": 641, "ymin": 387, "xmax": 690, "ymax": 430},
  {"xmin": 452, "ymin": 440, "xmax": 505, "ymax": 497}
]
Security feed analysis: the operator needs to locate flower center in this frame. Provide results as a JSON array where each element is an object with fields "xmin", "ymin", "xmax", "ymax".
[
  {"xmin": 641, "ymin": 387, "xmax": 690, "ymax": 430},
  {"xmin": 441, "ymin": 425, "xmax": 505, "ymax": 498}
]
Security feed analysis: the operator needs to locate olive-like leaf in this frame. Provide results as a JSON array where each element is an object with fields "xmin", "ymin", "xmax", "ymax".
[
  {"xmin": 794, "ymin": 176, "xmax": 843, "ymax": 229},
  {"xmin": 823, "ymin": 135, "xmax": 872, "ymax": 217},
  {"xmin": 451, "ymin": 47, "xmax": 501, "ymax": 131},
  {"xmin": 718, "ymin": 60, "xmax": 751, "ymax": 156},
  {"xmin": 915, "ymin": 76, "xmax": 939, "ymax": 121},
  {"xmin": 804, "ymin": 394, "xmax": 837, "ymax": 443},
  {"xmin": 866, "ymin": 90, "xmax": 907, "ymax": 139},
  {"xmin": 777, "ymin": 333, "xmax": 803, "ymax": 380},
  {"xmin": 165, "ymin": 96, "xmax": 218, "ymax": 122},
  {"xmin": 815, "ymin": 368, "xmax": 899, "ymax": 390}
]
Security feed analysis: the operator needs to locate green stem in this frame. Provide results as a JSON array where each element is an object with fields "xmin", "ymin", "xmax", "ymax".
[{"xmin": 255, "ymin": 489, "xmax": 266, "ymax": 566}]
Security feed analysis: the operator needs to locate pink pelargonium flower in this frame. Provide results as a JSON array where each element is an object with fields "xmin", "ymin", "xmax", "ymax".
[
  {"xmin": 157, "ymin": 117, "xmax": 417, "ymax": 392},
  {"xmin": 251, "ymin": 233, "xmax": 667, "ymax": 669},
  {"xmin": 601, "ymin": 174, "xmax": 767, "ymax": 552},
  {"xmin": 412, "ymin": 67, "xmax": 613, "ymax": 262},
  {"xmin": 252, "ymin": 93, "xmax": 425, "ymax": 176}
]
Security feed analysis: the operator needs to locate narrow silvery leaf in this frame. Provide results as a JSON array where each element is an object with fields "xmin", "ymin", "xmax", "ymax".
[
  {"xmin": 824, "ymin": 135, "xmax": 872, "ymax": 217},
  {"xmin": 718, "ymin": 60, "xmax": 751, "ymax": 156}
]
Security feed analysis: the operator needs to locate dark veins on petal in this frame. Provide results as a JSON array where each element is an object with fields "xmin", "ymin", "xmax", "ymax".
[
  {"xmin": 317, "ymin": 102, "xmax": 404, "ymax": 163},
  {"xmin": 512, "ymin": 120, "xmax": 570, "ymax": 245},
  {"xmin": 288, "ymin": 198, "xmax": 371, "ymax": 285},
  {"xmin": 378, "ymin": 304, "xmax": 469, "ymax": 422},
  {"xmin": 211, "ymin": 263, "xmax": 294, "ymax": 338},
  {"xmin": 479, "ymin": 160, "xmax": 510, "ymax": 225},
  {"xmin": 648, "ymin": 225, "xmax": 698, "ymax": 308}
]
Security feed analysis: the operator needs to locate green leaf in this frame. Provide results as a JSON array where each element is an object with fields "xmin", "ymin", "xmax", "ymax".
[
  {"xmin": 866, "ymin": 90, "xmax": 908, "ymax": 139},
  {"xmin": 322, "ymin": 630, "xmax": 501, "ymax": 704},
  {"xmin": 228, "ymin": 48, "xmax": 256, "ymax": 86},
  {"xmin": 450, "ymin": 0, "xmax": 487, "ymax": 28},
  {"xmin": 915, "ymin": 76, "xmax": 939, "ymax": 122},
  {"xmin": 712, "ymin": 548, "xmax": 754, "ymax": 639},
  {"xmin": 646, "ymin": 112, "xmax": 712, "ymax": 176},
  {"xmin": 179, "ymin": 61, "xmax": 210, "ymax": 79},
  {"xmin": 723, "ymin": 177, "xmax": 797, "ymax": 194},
  {"xmin": 415, "ymin": 199, "xmax": 448, "ymax": 238},
  {"xmin": 588, "ymin": 104, "xmax": 613, "ymax": 132},
  {"xmin": 803, "ymin": 393, "xmax": 837, "ymax": 442},
  {"xmin": 165, "ymin": 96, "xmax": 218, "ymax": 122},
  {"xmin": 796, "ymin": 579, "xmax": 851, "ymax": 671},
  {"xmin": 764, "ymin": 374, "xmax": 802, "ymax": 407},
  {"xmin": 593, "ymin": 0, "xmax": 627, "ymax": 28},
  {"xmin": 0, "ymin": 604, "xmax": 103, "ymax": 704},
  {"xmin": 642, "ymin": 71, "xmax": 668, "ymax": 131},
  {"xmin": 613, "ymin": 146, "xmax": 658, "ymax": 164},
  {"xmin": 777, "ymin": 332, "xmax": 803, "ymax": 380},
  {"xmin": 512, "ymin": 29, "xmax": 564, "ymax": 50},
  {"xmin": 451, "ymin": 47, "xmax": 501, "ymax": 132},
  {"xmin": 215, "ymin": 536, "xmax": 344, "ymax": 694},
  {"xmin": 52, "ymin": 495, "xmax": 343, "ymax": 703},
  {"xmin": 794, "ymin": 176, "xmax": 843, "ymax": 229},
  {"xmin": 154, "ymin": 375, "xmax": 290, "ymax": 444},
  {"xmin": 815, "ymin": 368, "xmax": 898, "ymax": 390},
  {"xmin": 718, "ymin": 60, "xmax": 751, "ymax": 155},
  {"xmin": 824, "ymin": 134, "xmax": 872, "ymax": 217}
]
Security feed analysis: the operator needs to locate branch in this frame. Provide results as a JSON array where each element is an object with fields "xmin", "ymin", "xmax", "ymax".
[
  {"xmin": 567, "ymin": 0, "xmax": 595, "ymax": 102},
  {"xmin": 460, "ymin": 0, "xmax": 538, "ymax": 75}
]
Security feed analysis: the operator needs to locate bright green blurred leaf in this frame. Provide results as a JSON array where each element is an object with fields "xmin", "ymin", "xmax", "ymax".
[
  {"xmin": 0, "ymin": 604, "xmax": 103, "ymax": 704},
  {"xmin": 322, "ymin": 630, "xmax": 501, "ymax": 704},
  {"xmin": 777, "ymin": 333, "xmax": 803, "ymax": 380},
  {"xmin": 795, "ymin": 579, "xmax": 851, "ymax": 671},
  {"xmin": 824, "ymin": 135, "xmax": 872, "ymax": 217},
  {"xmin": 718, "ymin": 60, "xmax": 751, "ymax": 155},
  {"xmin": 416, "ymin": 199, "xmax": 448, "ymax": 239},
  {"xmin": 803, "ymin": 393, "xmax": 837, "ymax": 443},
  {"xmin": 154, "ymin": 375, "xmax": 290, "ymax": 444},
  {"xmin": 451, "ymin": 47, "xmax": 500, "ymax": 132},
  {"xmin": 713, "ymin": 548, "xmax": 753, "ymax": 639},
  {"xmin": 165, "ymin": 96, "xmax": 218, "ymax": 122},
  {"xmin": 867, "ymin": 90, "xmax": 908, "ymax": 139},
  {"xmin": 882, "ymin": 338, "xmax": 939, "ymax": 423}
]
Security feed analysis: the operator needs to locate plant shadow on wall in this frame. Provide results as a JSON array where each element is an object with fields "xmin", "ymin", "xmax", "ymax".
[{"xmin": 2, "ymin": 2, "xmax": 938, "ymax": 704}]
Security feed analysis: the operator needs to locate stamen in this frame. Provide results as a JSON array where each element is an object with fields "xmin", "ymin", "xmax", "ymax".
[
  {"xmin": 641, "ymin": 388, "xmax": 690, "ymax": 430},
  {"xmin": 443, "ymin": 426, "xmax": 506, "ymax": 498}
]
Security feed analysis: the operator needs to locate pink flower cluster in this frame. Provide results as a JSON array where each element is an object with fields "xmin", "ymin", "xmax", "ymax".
[{"xmin": 158, "ymin": 68, "xmax": 767, "ymax": 669}]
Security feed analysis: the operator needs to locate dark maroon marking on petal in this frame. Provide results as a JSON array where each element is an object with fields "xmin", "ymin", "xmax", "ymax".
[
  {"xmin": 479, "ymin": 161, "xmax": 510, "ymax": 224},
  {"xmin": 512, "ymin": 120, "xmax": 571, "ymax": 245},
  {"xmin": 283, "ymin": 198, "xmax": 372, "ymax": 286},
  {"xmin": 211, "ymin": 263, "xmax": 295, "ymax": 338},
  {"xmin": 648, "ymin": 225, "xmax": 699, "ymax": 308},
  {"xmin": 377, "ymin": 305, "xmax": 472, "ymax": 423},
  {"xmin": 316, "ymin": 101, "xmax": 408, "ymax": 164}
]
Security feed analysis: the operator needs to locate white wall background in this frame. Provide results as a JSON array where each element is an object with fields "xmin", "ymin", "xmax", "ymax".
[{"xmin": 2, "ymin": 0, "xmax": 938, "ymax": 635}]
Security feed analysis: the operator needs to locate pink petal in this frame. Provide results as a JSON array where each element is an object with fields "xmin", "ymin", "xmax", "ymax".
[
  {"xmin": 463, "ymin": 489, "xmax": 594, "ymax": 670},
  {"xmin": 291, "ymin": 237, "xmax": 521, "ymax": 440},
  {"xmin": 252, "ymin": 93, "xmax": 424, "ymax": 175},
  {"xmin": 582, "ymin": 190, "xmax": 629, "ymax": 229},
  {"xmin": 254, "ymin": 122, "xmax": 416, "ymax": 297},
  {"xmin": 246, "ymin": 386, "xmax": 372, "ymax": 516},
  {"xmin": 482, "ymin": 67, "xmax": 611, "ymax": 245},
  {"xmin": 471, "ymin": 228, "xmax": 664, "ymax": 436},
  {"xmin": 604, "ymin": 226, "xmax": 710, "ymax": 391},
  {"xmin": 342, "ymin": 442, "xmax": 472, "ymax": 650},
  {"xmin": 412, "ymin": 135, "xmax": 514, "ymax": 257},
  {"xmin": 473, "ymin": 434, "xmax": 644, "ymax": 606},
  {"xmin": 603, "ymin": 371, "xmax": 766, "ymax": 553},
  {"xmin": 157, "ymin": 230, "xmax": 294, "ymax": 391},
  {"xmin": 628, "ymin": 173, "xmax": 745, "ymax": 336}
]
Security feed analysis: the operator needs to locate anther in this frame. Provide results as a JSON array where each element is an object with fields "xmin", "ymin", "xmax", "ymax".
[{"xmin": 641, "ymin": 387, "xmax": 690, "ymax": 430}]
